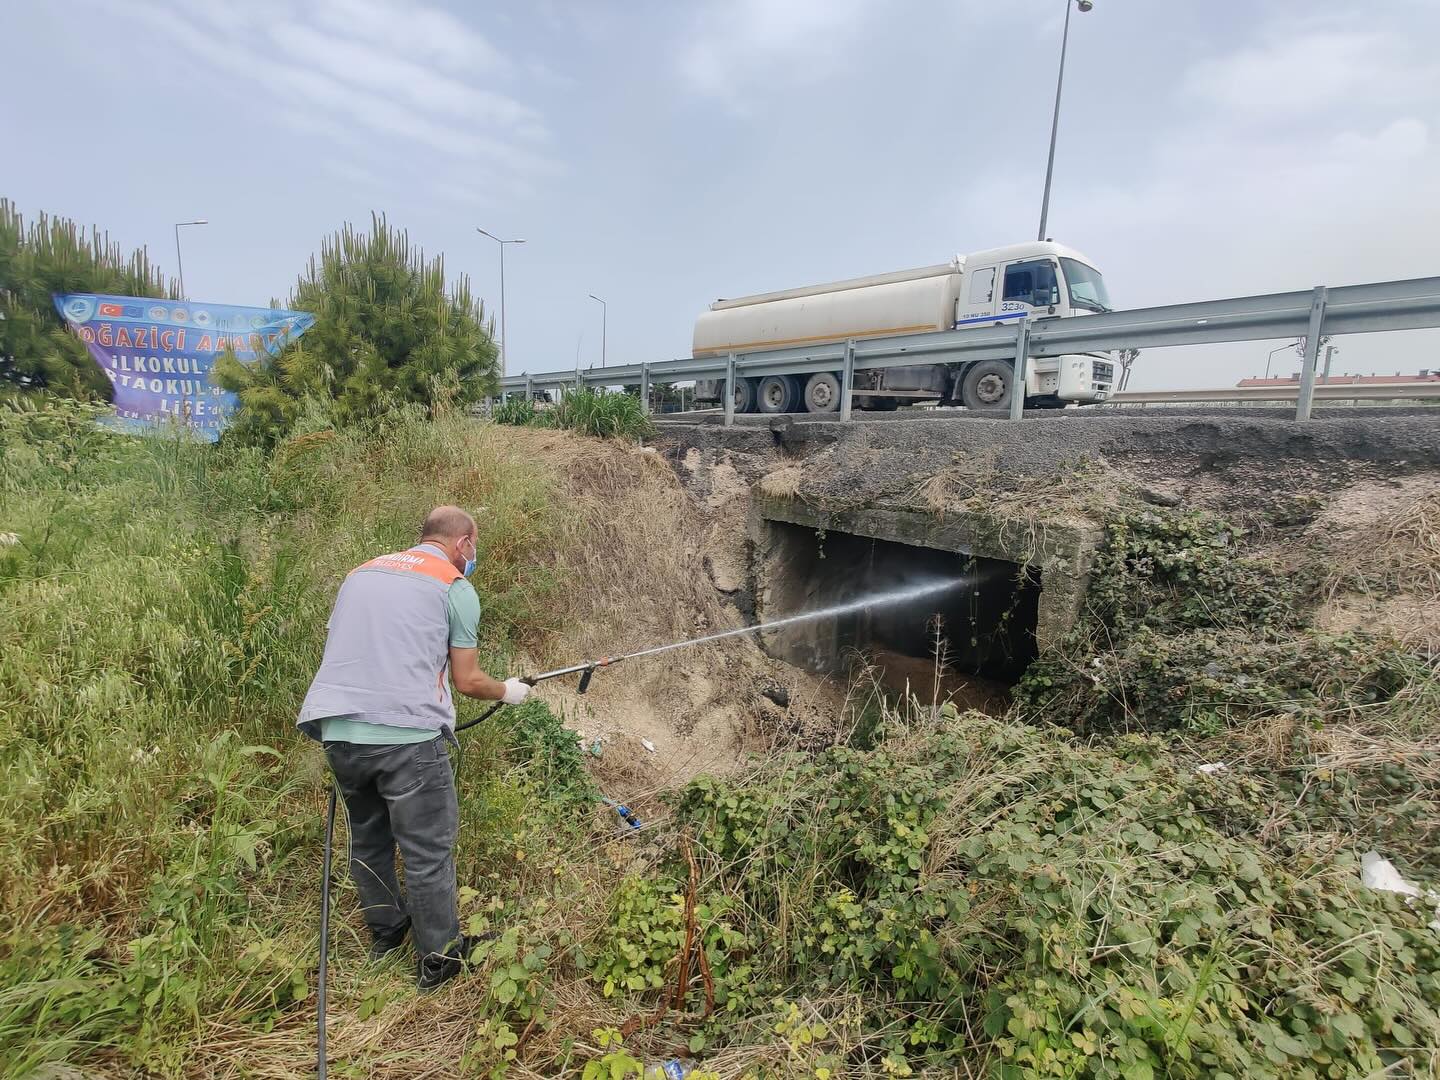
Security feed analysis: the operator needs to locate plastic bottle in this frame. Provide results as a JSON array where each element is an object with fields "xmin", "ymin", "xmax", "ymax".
[{"xmin": 643, "ymin": 1059, "xmax": 692, "ymax": 1080}]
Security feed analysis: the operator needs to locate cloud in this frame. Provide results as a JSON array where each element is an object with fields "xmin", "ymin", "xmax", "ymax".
[
  {"xmin": 1333, "ymin": 117, "xmax": 1429, "ymax": 162},
  {"xmin": 115, "ymin": 0, "xmax": 554, "ymax": 196},
  {"xmin": 1182, "ymin": 29, "xmax": 1436, "ymax": 116},
  {"xmin": 308, "ymin": 0, "xmax": 511, "ymax": 76},
  {"xmin": 676, "ymin": 0, "xmax": 878, "ymax": 105},
  {"xmin": 266, "ymin": 21, "xmax": 546, "ymax": 139}
]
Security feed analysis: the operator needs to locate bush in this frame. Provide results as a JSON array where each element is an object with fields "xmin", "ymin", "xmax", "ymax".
[
  {"xmin": 1018, "ymin": 509, "xmax": 1424, "ymax": 735},
  {"xmin": 493, "ymin": 398, "xmax": 537, "ymax": 426},
  {"xmin": 214, "ymin": 214, "xmax": 499, "ymax": 445},
  {"xmin": 552, "ymin": 388, "xmax": 651, "ymax": 439},
  {"xmin": 489, "ymin": 388, "xmax": 652, "ymax": 440},
  {"xmin": 602, "ymin": 710, "xmax": 1440, "ymax": 1077},
  {"xmin": 1086, "ymin": 510, "xmax": 1305, "ymax": 634}
]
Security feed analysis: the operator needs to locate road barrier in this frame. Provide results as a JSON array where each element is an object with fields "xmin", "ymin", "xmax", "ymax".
[
  {"xmin": 1109, "ymin": 383, "xmax": 1440, "ymax": 405},
  {"xmin": 496, "ymin": 276, "xmax": 1440, "ymax": 423}
]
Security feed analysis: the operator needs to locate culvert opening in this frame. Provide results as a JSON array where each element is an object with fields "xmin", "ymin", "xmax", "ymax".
[{"xmin": 758, "ymin": 521, "xmax": 1040, "ymax": 689}]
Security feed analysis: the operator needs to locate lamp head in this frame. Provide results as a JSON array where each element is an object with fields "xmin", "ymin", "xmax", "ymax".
[{"xmin": 1077, "ymin": 0, "xmax": 1094, "ymax": 10}]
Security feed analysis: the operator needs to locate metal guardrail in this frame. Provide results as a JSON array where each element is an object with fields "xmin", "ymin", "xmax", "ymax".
[
  {"xmin": 1109, "ymin": 383, "xmax": 1440, "ymax": 405},
  {"xmin": 497, "ymin": 275, "xmax": 1440, "ymax": 423}
]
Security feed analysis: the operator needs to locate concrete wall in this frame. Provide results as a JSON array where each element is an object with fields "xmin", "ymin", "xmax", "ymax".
[{"xmin": 749, "ymin": 489, "xmax": 1100, "ymax": 652}]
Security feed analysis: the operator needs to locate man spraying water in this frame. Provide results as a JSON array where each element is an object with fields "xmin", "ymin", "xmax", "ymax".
[{"xmin": 298, "ymin": 505, "xmax": 531, "ymax": 992}]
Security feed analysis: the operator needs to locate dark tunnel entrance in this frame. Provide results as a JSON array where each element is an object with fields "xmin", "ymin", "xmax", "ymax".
[{"xmin": 756, "ymin": 521, "xmax": 1041, "ymax": 687}]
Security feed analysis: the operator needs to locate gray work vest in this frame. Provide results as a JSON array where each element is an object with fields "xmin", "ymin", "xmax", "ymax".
[{"xmin": 297, "ymin": 544, "xmax": 461, "ymax": 741}]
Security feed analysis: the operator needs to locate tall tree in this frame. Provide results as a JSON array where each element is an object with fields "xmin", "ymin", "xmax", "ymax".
[
  {"xmin": 1117, "ymin": 348, "xmax": 1140, "ymax": 391},
  {"xmin": 215, "ymin": 214, "xmax": 498, "ymax": 443},
  {"xmin": 0, "ymin": 198, "xmax": 174, "ymax": 397}
]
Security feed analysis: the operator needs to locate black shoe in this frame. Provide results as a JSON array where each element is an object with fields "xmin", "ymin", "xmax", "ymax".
[
  {"xmin": 369, "ymin": 917, "xmax": 411, "ymax": 961},
  {"xmin": 416, "ymin": 932, "xmax": 495, "ymax": 992}
]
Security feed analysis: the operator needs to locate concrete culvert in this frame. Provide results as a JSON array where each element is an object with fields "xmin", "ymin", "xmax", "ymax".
[{"xmin": 755, "ymin": 520, "xmax": 1041, "ymax": 683}]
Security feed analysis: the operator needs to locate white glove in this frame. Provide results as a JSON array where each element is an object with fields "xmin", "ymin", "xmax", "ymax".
[{"xmin": 501, "ymin": 678, "xmax": 532, "ymax": 705}]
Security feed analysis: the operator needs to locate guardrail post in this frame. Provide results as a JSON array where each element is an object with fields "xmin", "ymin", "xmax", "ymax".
[
  {"xmin": 1294, "ymin": 286, "xmax": 1329, "ymax": 422},
  {"xmin": 840, "ymin": 339, "xmax": 856, "ymax": 422},
  {"xmin": 1008, "ymin": 321, "xmax": 1031, "ymax": 421},
  {"xmin": 723, "ymin": 354, "xmax": 737, "ymax": 428},
  {"xmin": 640, "ymin": 363, "xmax": 651, "ymax": 415}
]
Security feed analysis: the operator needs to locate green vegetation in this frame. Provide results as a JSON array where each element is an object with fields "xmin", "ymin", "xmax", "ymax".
[
  {"xmin": 492, "ymin": 397, "xmax": 539, "ymax": 427},
  {"xmin": 494, "ymin": 387, "xmax": 653, "ymax": 439},
  {"xmin": 215, "ymin": 214, "xmax": 499, "ymax": 446},
  {"xmin": 0, "ymin": 198, "xmax": 174, "ymax": 397},
  {"xmin": 595, "ymin": 706, "xmax": 1439, "ymax": 1077},
  {"xmin": 3, "ymin": 395, "xmax": 1436, "ymax": 1077},
  {"xmin": 1019, "ymin": 506, "xmax": 1440, "ymax": 872},
  {"xmin": 1, "ymin": 198, "xmax": 500, "ymax": 446},
  {"xmin": 1019, "ymin": 510, "xmax": 1424, "ymax": 736},
  {"xmin": 0, "ymin": 398, "xmax": 586, "ymax": 1074}
]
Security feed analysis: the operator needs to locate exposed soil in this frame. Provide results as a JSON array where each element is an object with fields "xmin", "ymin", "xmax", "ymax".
[{"xmin": 490, "ymin": 429, "xmax": 850, "ymax": 814}]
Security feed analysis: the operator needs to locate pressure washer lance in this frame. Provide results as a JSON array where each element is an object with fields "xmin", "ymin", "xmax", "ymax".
[{"xmin": 317, "ymin": 576, "xmax": 964, "ymax": 1076}]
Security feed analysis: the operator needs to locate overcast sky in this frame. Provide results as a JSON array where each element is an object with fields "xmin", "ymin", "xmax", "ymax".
[{"xmin": 5, "ymin": 0, "xmax": 1438, "ymax": 389}]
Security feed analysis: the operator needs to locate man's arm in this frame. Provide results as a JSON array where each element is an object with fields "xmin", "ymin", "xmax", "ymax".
[
  {"xmin": 445, "ymin": 578, "xmax": 530, "ymax": 704},
  {"xmin": 449, "ymin": 646, "xmax": 508, "ymax": 700}
]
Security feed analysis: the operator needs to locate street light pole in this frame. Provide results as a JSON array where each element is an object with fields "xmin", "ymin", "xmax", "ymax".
[
  {"xmin": 173, "ymin": 219, "xmax": 208, "ymax": 299},
  {"xmin": 1265, "ymin": 341, "xmax": 1299, "ymax": 380},
  {"xmin": 1037, "ymin": 0, "xmax": 1093, "ymax": 242},
  {"xmin": 588, "ymin": 293, "xmax": 607, "ymax": 367},
  {"xmin": 476, "ymin": 228, "xmax": 526, "ymax": 374}
]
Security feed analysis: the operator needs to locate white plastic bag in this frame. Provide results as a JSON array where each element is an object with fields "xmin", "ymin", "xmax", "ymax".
[{"xmin": 1360, "ymin": 851, "xmax": 1440, "ymax": 931}]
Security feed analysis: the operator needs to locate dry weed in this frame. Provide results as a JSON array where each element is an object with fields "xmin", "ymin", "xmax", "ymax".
[
  {"xmin": 1322, "ymin": 491, "xmax": 1440, "ymax": 602},
  {"xmin": 758, "ymin": 466, "xmax": 804, "ymax": 499}
]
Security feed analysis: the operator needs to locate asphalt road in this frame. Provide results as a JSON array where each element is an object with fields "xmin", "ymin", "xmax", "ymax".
[{"xmin": 655, "ymin": 404, "xmax": 1440, "ymax": 426}]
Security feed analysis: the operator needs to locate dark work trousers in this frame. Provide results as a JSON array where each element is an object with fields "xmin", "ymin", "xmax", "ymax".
[{"xmin": 323, "ymin": 735, "xmax": 461, "ymax": 966}]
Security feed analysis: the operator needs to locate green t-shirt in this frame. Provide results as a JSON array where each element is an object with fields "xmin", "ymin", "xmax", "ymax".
[{"xmin": 319, "ymin": 575, "xmax": 482, "ymax": 744}]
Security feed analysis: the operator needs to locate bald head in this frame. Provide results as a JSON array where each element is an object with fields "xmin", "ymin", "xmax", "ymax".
[{"xmin": 420, "ymin": 505, "xmax": 477, "ymax": 545}]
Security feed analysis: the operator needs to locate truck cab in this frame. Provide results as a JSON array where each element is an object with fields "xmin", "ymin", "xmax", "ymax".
[
  {"xmin": 955, "ymin": 241, "xmax": 1114, "ymax": 405},
  {"xmin": 958, "ymin": 241, "xmax": 1111, "ymax": 322}
]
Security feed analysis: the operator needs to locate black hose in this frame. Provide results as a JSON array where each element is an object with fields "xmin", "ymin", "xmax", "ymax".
[
  {"xmin": 317, "ymin": 783, "xmax": 336, "ymax": 1079},
  {"xmin": 452, "ymin": 700, "xmax": 505, "ymax": 734}
]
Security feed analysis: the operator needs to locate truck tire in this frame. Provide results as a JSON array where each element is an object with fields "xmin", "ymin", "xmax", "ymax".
[
  {"xmin": 756, "ymin": 374, "xmax": 800, "ymax": 414},
  {"xmin": 803, "ymin": 372, "xmax": 842, "ymax": 413},
  {"xmin": 960, "ymin": 359, "xmax": 1014, "ymax": 410},
  {"xmin": 731, "ymin": 376, "xmax": 756, "ymax": 414}
]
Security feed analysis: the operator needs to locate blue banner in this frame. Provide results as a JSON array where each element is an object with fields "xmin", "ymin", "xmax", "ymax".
[{"xmin": 53, "ymin": 293, "xmax": 315, "ymax": 441}]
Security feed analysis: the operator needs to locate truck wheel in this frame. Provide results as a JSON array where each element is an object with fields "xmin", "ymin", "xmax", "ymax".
[
  {"xmin": 960, "ymin": 360, "xmax": 1014, "ymax": 410},
  {"xmin": 804, "ymin": 372, "xmax": 842, "ymax": 413},
  {"xmin": 756, "ymin": 374, "xmax": 800, "ymax": 413},
  {"xmin": 731, "ymin": 377, "xmax": 756, "ymax": 414}
]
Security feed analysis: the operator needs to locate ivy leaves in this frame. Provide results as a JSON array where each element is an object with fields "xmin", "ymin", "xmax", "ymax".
[{"xmin": 600, "ymin": 714, "xmax": 1440, "ymax": 1076}]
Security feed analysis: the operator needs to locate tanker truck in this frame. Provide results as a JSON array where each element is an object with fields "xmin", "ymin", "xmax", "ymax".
[{"xmin": 691, "ymin": 240, "xmax": 1115, "ymax": 412}]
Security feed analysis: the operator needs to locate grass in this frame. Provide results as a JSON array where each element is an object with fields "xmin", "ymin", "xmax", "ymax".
[
  {"xmin": 4, "ymin": 395, "xmax": 1439, "ymax": 1077},
  {"xmin": 0, "ymin": 398, "xmax": 580, "ymax": 1074},
  {"xmin": 493, "ymin": 388, "xmax": 653, "ymax": 440}
]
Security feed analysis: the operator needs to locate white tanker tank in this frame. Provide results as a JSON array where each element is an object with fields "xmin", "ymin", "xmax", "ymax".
[{"xmin": 691, "ymin": 240, "xmax": 1115, "ymax": 413}]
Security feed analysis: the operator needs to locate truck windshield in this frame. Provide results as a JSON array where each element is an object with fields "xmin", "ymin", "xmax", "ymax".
[{"xmin": 1060, "ymin": 258, "xmax": 1112, "ymax": 313}]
